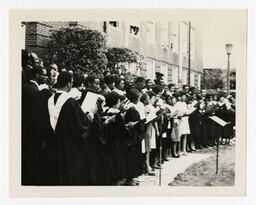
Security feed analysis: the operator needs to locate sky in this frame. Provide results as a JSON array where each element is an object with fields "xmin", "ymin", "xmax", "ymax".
[{"xmin": 193, "ymin": 10, "xmax": 247, "ymax": 70}]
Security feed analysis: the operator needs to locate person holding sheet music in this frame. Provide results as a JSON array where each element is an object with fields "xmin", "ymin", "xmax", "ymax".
[
  {"xmin": 46, "ymin": 71, "xmax": 90, "ymax": 185},
  {"xmin": 140, "ymin": 93, "xmax": 157, "ymax": 176},
  {"xmin": 175, "ymin": 92, "xmax": 191, "ymax": 156},
  {"xmin": 187, "ymin": 96, "xmax": 197, "ymax": 152},
  {"xmin": 125, "ymin": 88, "xmax": 145, "ymax": 185}
]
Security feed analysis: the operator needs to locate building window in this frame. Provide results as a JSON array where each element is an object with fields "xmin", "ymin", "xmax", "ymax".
[
  {"xmin": 183, "ymin": 68, "xmax": 188, "ymax": 85},
  {"xmin": 181, "ymin": 21, "xmax": 188, "ymax": 56},
  {"xmin": 69, "ymin": 21, "xmax": 78, "ymax": 27},
  {"xmin": 161, "ymin": 63, "xmax": 168, "ymax": 84},
  {"xmin": 198, "ymin": 74, "xmax": 201, "ymax": 90},
  {"xmin": 109, "ymin": 21, "xmax": 122, "ymax": 30},
  {"xmin": 171, "ymin": 21, "xmax": 179, "ymax": 53},
  {"xmin": 130, "ymin": 25, "xmax": 140, "ymax": 36},
  {"xmin": 190, "ymin": 72, "xmax": 195, "ymax": 87},
  {"xmin": 194, "ymin": 73, "xmax": 198, "ymax": 88},
  {"xmin": 147, "ymin": 21, "xmax": 156, "ymax": 43},
  {"xmin": 146, "ymin": 59, "xmax": 155, "ymax": 80},
  {"xmin": 172, "ymin": 66, "xmax": 178, "ymax": 85},
  {"xmin": 190, "ymin": 28, "xmax": 196, "ymax": 59},
  {"xmin": 160, "ymin": 22, "xmax": 168, "ymax": 48}
]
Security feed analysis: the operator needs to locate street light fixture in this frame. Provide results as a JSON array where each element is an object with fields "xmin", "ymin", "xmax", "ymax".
[{"xmin": 225, "ymin": 43, "xmax": 233, "ymax": 95}]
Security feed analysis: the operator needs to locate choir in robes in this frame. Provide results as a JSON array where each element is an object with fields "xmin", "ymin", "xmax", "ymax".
[{"xmin": 21, "ymin": 52, "xmax": 236, "ymax": 186}]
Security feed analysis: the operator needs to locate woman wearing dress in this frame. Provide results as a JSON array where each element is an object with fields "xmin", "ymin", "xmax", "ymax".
[
  {"xmin": 140, "ymin": 93, "xmax": 157, "ymax": 176},
  {"xmin": 176, "ymin": 92, "xmax": 191, "ymax": 156},
  {"xmin": 169, "ymin": 95, "xmax": 181, "ymax": 158}
]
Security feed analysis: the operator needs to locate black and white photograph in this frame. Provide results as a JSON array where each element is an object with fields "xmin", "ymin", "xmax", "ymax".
[{"xmin": 9, "ymin": 9, "xmax": 247, "ymax": 196}]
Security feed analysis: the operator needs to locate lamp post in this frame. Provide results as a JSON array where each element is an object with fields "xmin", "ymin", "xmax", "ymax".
[{"xmin": 225, "ymin": 43, "xmax": 233, "ymax": 96}]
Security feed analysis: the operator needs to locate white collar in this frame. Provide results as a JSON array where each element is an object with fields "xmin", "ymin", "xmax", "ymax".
[
  {"xmin": 30, "ymin": 80, "xmax": 39, "ymax": 88},
  {"xmin": 56, "ymin": 90, "xmax": 67, "ymax": 94}
]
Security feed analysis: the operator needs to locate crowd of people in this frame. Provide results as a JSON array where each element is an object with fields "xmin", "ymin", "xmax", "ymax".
[{"xmin": 22, "ymin": 51, "xmax": 236, "ymax": 186}]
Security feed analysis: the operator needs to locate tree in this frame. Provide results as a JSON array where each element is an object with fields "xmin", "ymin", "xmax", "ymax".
[
  {"xmin": 106, "ymin": 47, "xmax": 144, "ymax": 76},
  {"xmin": 202, "ymin": 69, "xmax": 224, "ymax": 90},
  {"xmin": 45, "ymin": 27, "xmax": 108, "ymax": 77}
]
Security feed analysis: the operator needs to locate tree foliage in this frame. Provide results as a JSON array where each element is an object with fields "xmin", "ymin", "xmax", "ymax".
[
  {"xmin": 45, "ymin": 27, "xmax": 108, "ymax": 77},
  {"xmin": 44, "ymin": 27, "xmax": 144, "ymax": 79},
  {"xmin": 202, "ymin": 69, "xmax": 224, "ymax": 89}
]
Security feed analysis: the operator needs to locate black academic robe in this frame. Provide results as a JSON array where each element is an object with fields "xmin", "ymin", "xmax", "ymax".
[
  {"xmin": 21, "ymin": 81, "xmax": 41, "ymax": 185},
  {"xmin": 124, "ymin": 107, "xmax": 144, "ymax": 179},
  {"xmin": 50, "ymin": 96, "xmax": 90, "ymax": 185},
  {"xmin": 193, "ymin": 106, "xmax": 205, "ymax": 147},
  {"xmin": 32, "ymin": 88, "xmax": 55, "ymax": 185},
  {"xmin": 100, "ymin": 111, "xmax": 129, "ymax": 184},
  {"xmin": 86, "ymin": 112, "xmax": 115, "ymax": 185},
  {"xmin": 203, "ymin": 104, "xmax": 215, "ymax": 144}
]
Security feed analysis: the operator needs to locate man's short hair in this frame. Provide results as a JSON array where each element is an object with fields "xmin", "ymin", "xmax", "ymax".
[
  {"xmin": 73, "ymin": 73, "xmax": 84, "ymax": 88},
  {"xmin": 85, "ymin": 74, "xmax": 98, "ymax": 85},
  {"xmin": 134, "ymin": 76, "xmax": 145, "ymax": 84},
  {"xmin": 152, "ymin": 84, "xmax": 163, "ymax": 94},
  {"xmin": 55, "ymin": 71, "xmax": 73, "ymax": 88},
  {"xmin": 126, "ymin": 88, "xmax": 141, "ymax": 102},
  {"xmin": 168, "ymin": 83, "xmax": 176, "ymax": 89},
  {"xmin": 105, "ymin": 91, "xmax": 121, "ymax": 107},
  {"xmin": 104, "ymin": 75, "xmax": 116, "ymax": 86},
  {"xmin": 155, "ymin": 72, "xmax": 164, "ymax": 77}
]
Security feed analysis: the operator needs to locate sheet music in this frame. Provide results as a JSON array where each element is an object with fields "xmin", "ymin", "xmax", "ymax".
[
  {"xmin": 209, "ymin": 116, "xmax": 229, "ymax": 126},
  {"xmin": 81, "ymin": 91, "xmax": 105, "ymax": 114},
  {"xmin": 146, "ymin": 112, "xmax": 157, "ymax": 124}
]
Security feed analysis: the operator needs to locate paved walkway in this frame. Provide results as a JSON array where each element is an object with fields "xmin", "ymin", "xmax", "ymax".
[{"xmin": 137, "ymin": 152, "xmax": 213, "ymax": 186}]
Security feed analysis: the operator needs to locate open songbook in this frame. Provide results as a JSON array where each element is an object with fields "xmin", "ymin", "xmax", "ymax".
[
  {"xmin": 186, "ymin": 107, "xmax": 197, "ymax": 115},
  {"xmin": 145, "ymin": 113, "xmax": 158, "ymax": 124},
  {"xmin": 81, "ymin": 91, "xmax": 105, "ymax": 114},
  {"xmin": 209, "ymin": 116, "xmax": 230, "ymax": 127}
]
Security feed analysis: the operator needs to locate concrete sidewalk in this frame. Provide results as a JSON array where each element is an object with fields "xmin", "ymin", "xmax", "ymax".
[{"xmin": 138, "ymin": 152, "xmax": 213, "ymax": 186}]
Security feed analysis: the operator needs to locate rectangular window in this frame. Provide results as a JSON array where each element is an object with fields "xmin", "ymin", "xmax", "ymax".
[
  {"xmin": 181, "ymin": 21, "xmax": 188, "ymax": 56},
  {"xmin": 171, "ymin": 21, "xmax": 179, "ymax": 52},
  {"xmin": 69, "ymin": 21, "xmax": 78, "ymax": 27},
  {"xmin": 147, "ymin": 21, "xmax": 156, "ymax": 43},
  {"xmin": 161, "ymin": 63, "xmax": 168, "ymax": 84},
  {"xmin": 198, "ymin": 74, "xmax": 201, "ymax": 90},
  {"xmin": 109, "ymin": 21, "xmax": 122, "ymax": 30},
  {"xmin": 171, "ymin": 65, "xmax": 178, "ymax": 85},
  {"xmin": 160, "ymin": 22, "xmax": 168, "ymax": 47},
  {"xmin": 146, "ymin": 59, "xmax": 155, "ymax": 80},
  {"xmin": 190, "ymin": 72, "xmax": 195, "ymax": 87},
  {"xmin": 194, "ymin": 73, "xmax": 198, "ymax": 88},
  {"xmin": 183, "ymin": 68, "xmax": 188, "ymax": 85},
  {"xmin": 130, "ymin": 22, "xmax": 140, "ymax": 36},
  {"xmin": 190, "ymin": 28, "xmax": 196, "ymax": 59}
]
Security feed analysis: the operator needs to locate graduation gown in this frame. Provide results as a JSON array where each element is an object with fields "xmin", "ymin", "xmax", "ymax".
[
  {"xmin": 103, "ymin": 109, "xmax": 129, "ymax": 183},
  {"xmin": 124, "ymin": 106, "xmax": 144, "ymax": 179},
  {"xmin": 47, "ymin": 92, "xmax": 90, "ymax": 185},
  {"xmin": 22, "ymin": 81, "xmax": 41, "ymax": 185},
  {"xmin": 86, "ymin": 111, "xmax": 115, "ymax": 185}
]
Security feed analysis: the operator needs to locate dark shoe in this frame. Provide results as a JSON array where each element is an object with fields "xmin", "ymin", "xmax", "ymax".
[
  {"xmin": 153, "ymin": 165, "xmax": 161, "ymax": 169},
  {"xmin": 145, "ymin": 171, "xmax": 156, "ymax": 176},
  {"xmin": 172, "ymin": 155, "xmax": 180, "ymax": 158}
]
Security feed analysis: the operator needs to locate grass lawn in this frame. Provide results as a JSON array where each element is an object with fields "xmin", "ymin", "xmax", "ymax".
[{"xmin": 169, "ymin": 144, "xmax": 235, "ymax": 186}]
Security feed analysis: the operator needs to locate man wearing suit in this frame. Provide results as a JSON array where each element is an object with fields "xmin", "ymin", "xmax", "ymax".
[{"xmin": 21, "ymin": 57, "xmax": 42, "ymax": 185}]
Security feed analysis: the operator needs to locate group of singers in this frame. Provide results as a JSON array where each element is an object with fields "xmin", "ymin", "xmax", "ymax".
[{"xmin": 22, "ymin": 52, "xmax": 236, "ymax": 186}]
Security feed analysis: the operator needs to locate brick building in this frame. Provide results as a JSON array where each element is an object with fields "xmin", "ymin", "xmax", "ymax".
[{"xmin": 22, "ymin": 21, "xmax": 203, "ymax": 89}]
